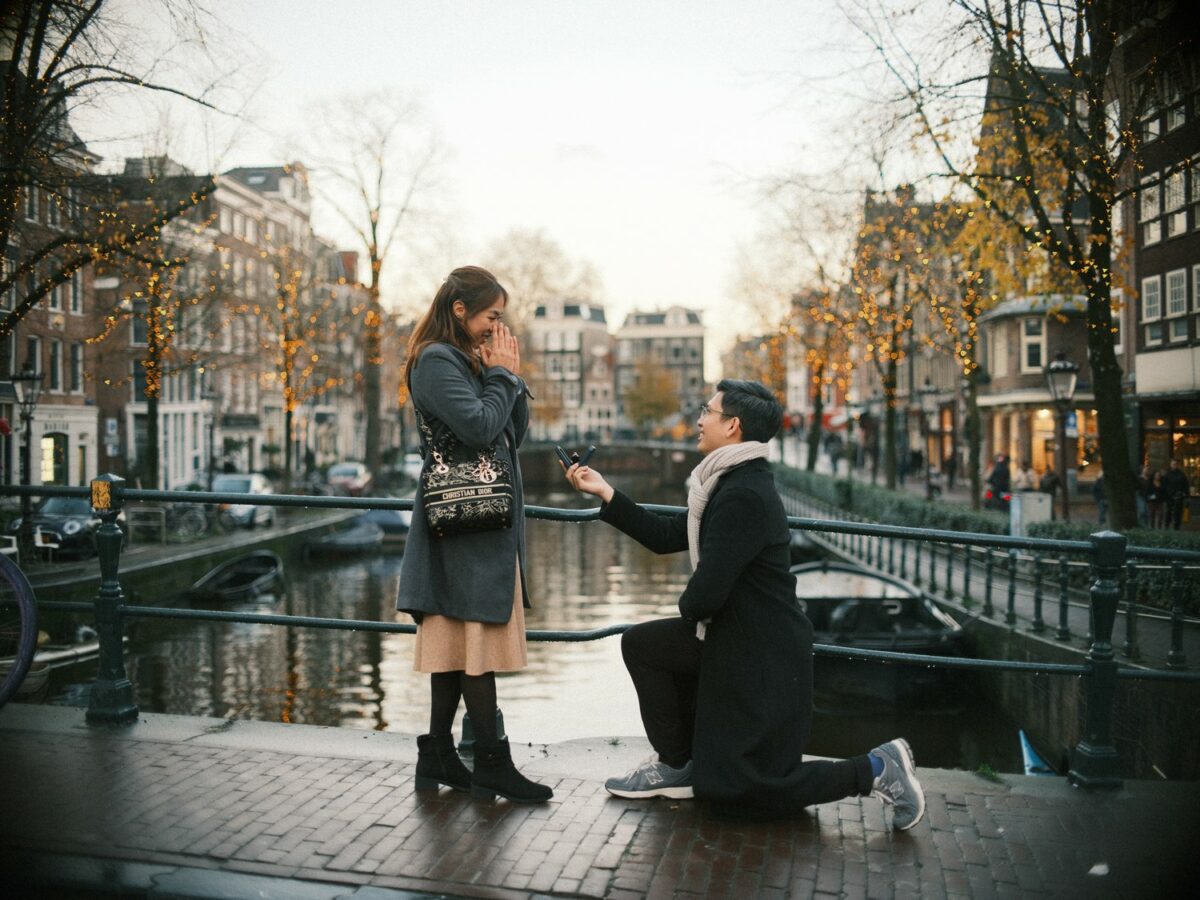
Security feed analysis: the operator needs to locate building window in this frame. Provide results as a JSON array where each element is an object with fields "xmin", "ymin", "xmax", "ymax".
[
  {"xmin": 70, "ymin": 342, "xmax": 83, "ymax": 392},
  {"xmin": 1142, "ymin": 275, "xmax": 1162, "ymax": 345},
  {"xmin": 1165, "ymin": 171, "xmax": 1187, "ymax": 238},
  {"xmin": 23, "ymin": 187, "xmax": 38, "ymax": 222},
  {"xmin": 47, "ymin": 192, "xmax": 60, "ymax": 228},
  {"xmin": 1021, "ymin": 317, "xmax": 1045, "ymax": 372},
  {"xmin": 1140, "ymin": 175, "xmax": 1161, "ymax": 245},
  {"xmin": 1193, "ymin": 265, "xmax": 1200, "ymax": 314},
  {"xmin": 25, "ymin": 336, "xmax": 41, "ymax": 373},
  {"xmin": 70, "ymin": 270, "xmax": 82, "ymax": 313},
  {"xmin": 47, "ymin": 279, "xmax": 61, "ymax": 310},
  {"xmin": 48, "ymin": 340, "xmax": 61, "ymax": 391},
  {"xmin": 41, "ymin": 432, "xmax": 67, "ymax": 485},
  {"xmin": 989, "ymin": 326, "xmax": 1008, "ymax": 378},
  {"xmin": 1, "ymin": 255, "xmax": 14, "ymax": 310},
  {"xmin": 1164, "ymin": 67, "xmax": 1186, "ymax": 132},
  {"xmin": 1166, "ymin": 269, "xmax": 1188, "ymax": 342}
]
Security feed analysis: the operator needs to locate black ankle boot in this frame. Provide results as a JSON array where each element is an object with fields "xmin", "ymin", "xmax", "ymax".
[
  {"xmin": 470, "ymin": 739, "xmax": 553, "ymax": 803},
  {"xmin": 415, "ymin": 733, "xmax": 472, "ymax": 792}
]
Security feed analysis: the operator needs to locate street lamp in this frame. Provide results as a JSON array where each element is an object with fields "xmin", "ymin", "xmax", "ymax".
[
  {"xmin": 1044, "ymin": 352, "xmax": 1079, "ymax": 522},
  {"xmin": 919, "ymin": 378, "xmax": 938, "ymax": 500},
  {"xmin": 201, "ymin": 383, "xmax": 219, "ymax": 492},
  {"xmin": 12, "ymin": 362, "xmax": 44, "ymax": 556}
]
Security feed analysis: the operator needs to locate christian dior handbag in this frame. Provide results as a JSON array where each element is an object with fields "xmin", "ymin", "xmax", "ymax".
[{"xmin": 416, "ymin": 409, "xmax": 515, "ymax": 538}]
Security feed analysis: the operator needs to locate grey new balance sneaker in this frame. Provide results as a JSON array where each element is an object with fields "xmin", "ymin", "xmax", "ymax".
[
  {"xmin": 870, "ymin": 738, "xmax": 926, "ymax": 830},
  {"xmin": 604, "ymin": 755, "xmax": 694, "ymax": 799}
]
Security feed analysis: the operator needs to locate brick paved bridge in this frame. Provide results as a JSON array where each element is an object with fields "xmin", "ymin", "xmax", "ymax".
[{"xmin": 0, "ymin": 705, "xmax": 1194, "ymax": 899}]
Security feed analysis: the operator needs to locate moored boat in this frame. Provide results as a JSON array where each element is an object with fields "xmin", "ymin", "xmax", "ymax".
[
  {"xmin": 351, "ymin": 508, "xmax": 410, "ymax": 544},
  {"xmin": 792, "ymin": 560, "xmax": 965, "ymax": 707},
  {"xmin": 307, "ymin": 522, "xmax": 384, "ymax": 557},
  {"xmin": 188, "ymin": 551, "xmax": 284, "ymax": 602},
  {"xmin": 1019, "ymin": 729, "xmax": 1056, "ymax": 776}
]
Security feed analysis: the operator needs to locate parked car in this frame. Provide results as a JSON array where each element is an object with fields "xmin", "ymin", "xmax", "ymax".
[
  {"xmin": 401, "ymin": 452, "xmax": 424, "ymax": 481},
  {"xmin": 326, "ymin": 462, "xmax": 373, "ymax": 496},
  {"xmin": 211, "ymin": 473, "xmax": 276, "ymax": 528},
  {"xmin": 6, "ymin": 496, "xmax": 126, "ymax": 558}
]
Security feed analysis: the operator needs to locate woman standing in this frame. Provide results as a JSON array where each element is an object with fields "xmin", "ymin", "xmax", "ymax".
[{"xmin": 397, "ymin": 266, "xmax": 551, "ymax": 803}]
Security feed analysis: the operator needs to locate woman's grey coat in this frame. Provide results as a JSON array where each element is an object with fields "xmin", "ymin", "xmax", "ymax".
[{"xmin": 396, "ymin": 342, "xmax": 531, "ymax": 624}]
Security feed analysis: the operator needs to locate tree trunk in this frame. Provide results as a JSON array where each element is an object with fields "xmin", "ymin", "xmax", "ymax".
[
  {"xmin": 966, "ymin": 377, "xmax": 982, "ymax": 511},
  {"xmin": 284, "ymin": 407, "xmax": 294, "ymax": 488},
  {"xmin": 364, "ymin": 285, "xmax": 382, "ymax": 475},
  {"xmin": 883, "ymin": 359, "xmax": 898, "ymax": 490},
  {"xmin": 145, "ymin": 393, "xmax": 160, "ymax": 490},
  {"xmin": 806, "ymin": 362, "xmax": 824, "ymax": 471}
]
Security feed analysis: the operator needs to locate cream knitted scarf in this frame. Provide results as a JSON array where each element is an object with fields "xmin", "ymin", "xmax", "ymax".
[
  {"xmin": 687, "ymin": 440, "xmax": 770, "ymax": 569},
  {"xmin": 686, "ymin": 440, "xmax": 770, "ymax": 639}
]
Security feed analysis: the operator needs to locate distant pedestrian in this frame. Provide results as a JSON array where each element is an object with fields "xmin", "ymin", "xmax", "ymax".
[
  {"xmin": 1147, "ymin": 470, "xmax": 1166, "ymax": 529},
  {"xmin": 1092, "ymin": 470, "xmax": 1107, "ymax": 526},
  {"xmin": 944, "ymin": 452, "xmax": 957, "ymax": 491},
  {"xmin": 1013, "ymin": 460, "xmax": 1036, "ymax": 491},
  {"xmin": 1136, "ymin": 465, "xmax": 1152, "ymax": 527},
  {"xmin": 1164, "ymin": 459, "xmax": 1191, "ymax": 530}
]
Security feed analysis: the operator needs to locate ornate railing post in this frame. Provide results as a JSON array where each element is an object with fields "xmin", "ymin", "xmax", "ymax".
[
  {"xmin": 982, "ymin": 549, "xmax": 994, "ymax": 617},
  {"xmin": 1167, "ymin": 563, "xmax": 1188, "ymax": 670},
  {"xmin": 1056, "ymin": 557, "xmax": 1071, "ymax": 641},
  {"xmin": 962, "ymin": 545, "xmax": 973, "ymax": 606},
  {"xmin": 86, "ymin": 475, "xmax": 139, "ymax": 725},
  {"xmin": 1032, "ymin": 555, "xmax": 1045, "ymax": 633},
  {"xmin": 1068, "ymin": 530, "xmax": 1124, "ymax": 789},
  {"xmin": 1005, "ymin": 551, "xmax": 1018, "ymax": 627},
  {"xmin": 1122, "ymin": 561, "xmax": 1139, "ymax": 661}
]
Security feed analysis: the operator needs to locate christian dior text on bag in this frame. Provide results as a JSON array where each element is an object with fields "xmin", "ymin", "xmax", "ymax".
[{"xmin": 416, "ymin": 409, "xmax": 515, "ymax": 539}]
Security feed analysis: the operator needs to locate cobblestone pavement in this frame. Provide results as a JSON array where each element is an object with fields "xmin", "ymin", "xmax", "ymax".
[{"xmin": 1, "ymin": 705, "xmax": 1195, "ymax": 899}]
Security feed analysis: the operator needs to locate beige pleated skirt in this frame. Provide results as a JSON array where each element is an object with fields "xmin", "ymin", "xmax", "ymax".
[{"xmin": 412, "ymin": 562, "xmax": 528, "ymax": 675}]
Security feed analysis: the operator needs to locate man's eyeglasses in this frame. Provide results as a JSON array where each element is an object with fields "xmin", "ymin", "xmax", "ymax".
[{"xmin": 699, "ymin": 403, "xmax": 732, "ymax": 419}]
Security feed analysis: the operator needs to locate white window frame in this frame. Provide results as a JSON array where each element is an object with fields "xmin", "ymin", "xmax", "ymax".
[
  {"xmin": 1142, "ymin": 275, "xmax": 1162, "ymax": 321},
  {"xmin": 47, "ymin": 279, "xmax": 61, "ymax": 310},
  {"xmin": 1140, "ymin": 174, "xmax": 1162, "ymax": 245},
  {"xmin": 1020, "ymin": 317, "xmax": 1046, "ymax": 373},
  {"xmin": 1165, "ymin": 171, "xmax": 1187, "ymax": 237},
  {"xmin": 70, "ymin": 270, "xmax": 82, "ymax": 314},
  {"xmin": 26, "ymin": 335, "xmax": 42, "ymax": 374},
  {"xmin": 1166, "ymin": 269, "xmax": 1188, "ymax": 318},
  {"xmin": 989, "ymin": 326, "xmax": 1009, "ymax": 378},
  {"xmin": 1164, "ymin": 68, "xmax": 1186, "ymax": 132},
  {"xmin": 24, "ymin": 188, "xmax": 38, "ymax": 222}
]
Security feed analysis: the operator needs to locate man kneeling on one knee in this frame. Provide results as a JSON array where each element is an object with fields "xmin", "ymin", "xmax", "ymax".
[{"xmin": 563, "ymin": 379, "xmax": 925, "ymax": 828}]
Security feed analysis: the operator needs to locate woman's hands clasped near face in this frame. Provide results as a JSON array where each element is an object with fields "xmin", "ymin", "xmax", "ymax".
[{"xmin": 481, "ymin": 321, "xmax": 521, "ymax": 376}]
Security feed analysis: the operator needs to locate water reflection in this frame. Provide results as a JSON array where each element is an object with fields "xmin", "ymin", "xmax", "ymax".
[{"xmin": 50, "ymin": 477, "xmax": 1021, "ymax": 771}]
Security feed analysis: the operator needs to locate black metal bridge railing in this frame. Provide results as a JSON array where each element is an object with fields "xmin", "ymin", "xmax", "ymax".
[{"xmin": 4, "ymin": 474, "xmax": 1200, "ymax": 792}]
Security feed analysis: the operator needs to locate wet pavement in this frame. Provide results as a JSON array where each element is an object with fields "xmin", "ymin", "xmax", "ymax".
[{"xmin": 1, "ymin": 704, "xmax": 1195, "ymax": 899}]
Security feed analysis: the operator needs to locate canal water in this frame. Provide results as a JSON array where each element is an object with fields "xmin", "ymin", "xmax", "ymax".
[{"xmin": 46, "ymin": 479, "xmax": 1025, "ymax": 774}]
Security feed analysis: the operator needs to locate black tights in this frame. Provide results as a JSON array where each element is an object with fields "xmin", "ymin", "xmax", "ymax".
[{"xmin": 429, "ymin": 671, "xmax": 498, "ymax": 745}]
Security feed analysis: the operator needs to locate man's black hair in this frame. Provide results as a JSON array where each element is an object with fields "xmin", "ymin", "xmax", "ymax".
[{"xmin": 716, "ymin": 379, "xmax": 783, "ymax": 443}]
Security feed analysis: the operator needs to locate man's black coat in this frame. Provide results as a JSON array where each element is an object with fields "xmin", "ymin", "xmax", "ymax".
[{"xmin": 601, "ymin": 457, "xmax": 817, "ymax": 810}]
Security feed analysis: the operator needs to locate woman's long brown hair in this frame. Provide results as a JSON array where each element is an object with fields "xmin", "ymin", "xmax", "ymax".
[{"xmin": 404, "ymin": 266, "xmax": 508, "ymax": 387}]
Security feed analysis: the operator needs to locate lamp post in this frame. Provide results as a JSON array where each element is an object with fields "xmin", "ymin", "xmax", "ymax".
[
  {"xmin": 201, "ymin": 383, "xmax": 219, "ymax": 492},
  {"xmin": 12, "ymin": 362, "xmax": 44, "ymax": 557},
  {"xmin": 919, "ymin": 379, "xmax": 938, "ymax": 500},
  {"xmin": 1044, "ymin": 352, "xmax": 1079, "ymax": 522}
]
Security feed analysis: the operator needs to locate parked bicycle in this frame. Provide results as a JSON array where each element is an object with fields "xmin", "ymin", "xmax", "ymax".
[{"xmin": 0, "ymin": 553, "xmax": 39, "ymax": 708}]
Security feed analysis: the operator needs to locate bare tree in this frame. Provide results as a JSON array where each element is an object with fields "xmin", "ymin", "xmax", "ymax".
[
  {"xmin": 0, "ymin": 0, "xmax": 235, "ymax": 337},
  {"xmin": 850, "ymin": 0, "xmax": 1180, "ymax": 527},
  {"xmin": 297, "ymin": 90, "xmax": 445, "ymax": 475}
]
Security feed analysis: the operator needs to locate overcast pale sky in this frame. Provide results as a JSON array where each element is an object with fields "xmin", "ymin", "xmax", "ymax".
[{"xmin": 79, "ymin": 0, "xmax": 880, "ymax": 372}]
